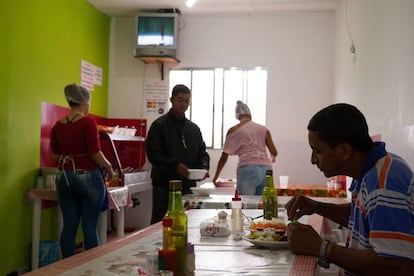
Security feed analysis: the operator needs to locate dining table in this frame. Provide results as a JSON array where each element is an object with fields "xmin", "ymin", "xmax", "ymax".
[
  {"xmin": 184, "ymin": 182, "xmax": 349, "ymax": 210},
  {"xmin": 23, "ymin": 207, "xmax": 334, "ymax": 276},
  {"xmin": 198, "ymin": 181, "xmax": 347, "ymax": 197}
]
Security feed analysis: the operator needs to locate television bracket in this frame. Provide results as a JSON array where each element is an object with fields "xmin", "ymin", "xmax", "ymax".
[{"xmin": 135, "ymin": 56, "xmax": 180, "ymax": 80}]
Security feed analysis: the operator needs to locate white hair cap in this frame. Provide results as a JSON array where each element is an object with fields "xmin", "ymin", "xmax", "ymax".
[
  {"xmin": 235, "ymin": 100, "xmax": 251, "ymax": 119},
  {"xmin": 64, "ymin": 83, "xmax": 90, "ymax": 104}
]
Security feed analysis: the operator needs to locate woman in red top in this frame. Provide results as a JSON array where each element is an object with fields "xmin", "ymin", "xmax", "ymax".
[{"xmin": 51, "ymin": 83, "xmax": 113, "ymax": 258}]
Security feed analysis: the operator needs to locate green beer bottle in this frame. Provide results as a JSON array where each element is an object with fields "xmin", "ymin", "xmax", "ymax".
[
  {"xmin": 262, "ymin": 170, "xmax": 278, "ymax": 220},
  {"xmin": 165, "ymin": 180, "xmax": 188, "ymax": 276}
]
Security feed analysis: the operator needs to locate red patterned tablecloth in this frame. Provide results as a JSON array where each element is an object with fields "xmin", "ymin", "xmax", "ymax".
[{"xmin": 276, "ymin": 184, "xmax": 347, "ymax": 198}]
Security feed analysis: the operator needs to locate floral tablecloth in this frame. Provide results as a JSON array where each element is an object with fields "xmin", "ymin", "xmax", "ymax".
[
  {"xmin": 58, "ymin": 210, "xmax": 296, "ymax": 276},
  {"xmin": 24, "ymin": 209, "xmax": 331, "ymax": 276}
]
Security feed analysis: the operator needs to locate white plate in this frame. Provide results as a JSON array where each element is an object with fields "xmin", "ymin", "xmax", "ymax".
[
  {"xmin": 41, "ymin": 167, "xmax": 59, "ymax": 176},
  {"xmin": 243, "ymin": 236, "xmax": 289, "ymax": 249},
  {"xmin": 190, "ymin": 187, "xmax": 214, "ymax": 196},
  {"xmin": 215, "ymin": 178, "xmax": 236, "ymax": 187}
]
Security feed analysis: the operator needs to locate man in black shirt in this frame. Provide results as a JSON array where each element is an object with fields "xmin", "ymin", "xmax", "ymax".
[{"xmin": 146, "ymin": 84, "xmax": 210, "ymax": 224}]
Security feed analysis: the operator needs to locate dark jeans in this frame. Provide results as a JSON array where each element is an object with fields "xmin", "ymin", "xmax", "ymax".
[
  {"xmin": 151, "ymin": 179, "xmax": 194, "ymax": 224},
  {"xmin": 56, "ymin": 168, "xmax": 105, "ymax": 258}
]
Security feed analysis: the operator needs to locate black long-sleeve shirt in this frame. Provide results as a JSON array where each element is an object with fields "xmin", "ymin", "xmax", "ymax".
[{"xmin": 146, "ymin": 110, "xmax": 210, "ymax": 189}]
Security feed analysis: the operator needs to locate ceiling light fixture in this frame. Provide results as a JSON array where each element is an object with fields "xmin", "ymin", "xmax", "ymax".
[{"xmin": 186, "ymin": 0, "xmax": 196, "ymax": 8}]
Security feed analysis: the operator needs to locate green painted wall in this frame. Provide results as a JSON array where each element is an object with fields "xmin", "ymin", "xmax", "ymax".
[{"xmin": 0, "ymin": 0, "xmax": 110, "ymax": 274}]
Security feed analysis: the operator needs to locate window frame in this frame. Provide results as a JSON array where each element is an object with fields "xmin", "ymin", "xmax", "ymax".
[{"xmin": 169, "ymin": 67, "xmax": 267, "ymax": 149}]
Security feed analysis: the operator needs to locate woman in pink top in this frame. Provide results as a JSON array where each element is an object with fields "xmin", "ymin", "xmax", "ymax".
[{"xmin": 213, "ymin": 101, "xmax": 278, "ymax": 195}]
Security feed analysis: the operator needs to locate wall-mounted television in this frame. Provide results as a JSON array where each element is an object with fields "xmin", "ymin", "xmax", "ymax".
[{"xmin": 134, "ymin": 13, "xmax": 179, "ymax": 58}]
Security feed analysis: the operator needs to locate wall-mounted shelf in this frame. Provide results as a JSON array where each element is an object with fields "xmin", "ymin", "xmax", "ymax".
[
  {"xmin": 136, "ymin": 56, "xmax": 180, "ymax": 64},
  {"xmin": 135, "ymin": 56, "xmax": 180, "ymax": 80}
]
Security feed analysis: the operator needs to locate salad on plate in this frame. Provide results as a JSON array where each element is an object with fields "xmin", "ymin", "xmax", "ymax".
[{"xmin": 245, "ymin": 217, "xmax": 288, "ymax": 244}]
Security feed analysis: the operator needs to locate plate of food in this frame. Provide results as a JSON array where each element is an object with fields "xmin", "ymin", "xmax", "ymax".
[
  {"xmin": 244, "ymin": 218, "xmax": 288, "ymax": 249},
  {"xmin": 243, "ymin": 237, "xmax": 289, "ymax": 249}
]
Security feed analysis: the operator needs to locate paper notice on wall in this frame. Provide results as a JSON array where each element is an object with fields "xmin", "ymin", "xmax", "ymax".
[
  {"xmin": 94, "ymin": 66, "xmax": 103, "ymax": 86},
  {"xmin": 144, "ymin": 80, "xmax": 169, "ymax": 117},
  {"xmin": 80, "ymin": 59, "xmax": 103, "ymax": 91}
]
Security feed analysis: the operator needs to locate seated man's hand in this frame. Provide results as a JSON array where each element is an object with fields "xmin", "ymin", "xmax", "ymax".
[{"xmin": 287, "ymin": 222, "xmax": 322, "ymax": 256}]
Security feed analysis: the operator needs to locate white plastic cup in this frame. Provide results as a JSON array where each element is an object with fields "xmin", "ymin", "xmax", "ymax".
[
  {"xmin": 279, "ymin": 175, "xmax": 289, "ymax": 189},
  {"xmin": 45, "ymin": 175, "xmax": 56, "ymax": 189}
]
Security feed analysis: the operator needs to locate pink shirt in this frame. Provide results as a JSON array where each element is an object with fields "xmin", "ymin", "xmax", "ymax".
[{"xmin": 223, "ymin": 121, "xmax": 271, "ymax": 167}]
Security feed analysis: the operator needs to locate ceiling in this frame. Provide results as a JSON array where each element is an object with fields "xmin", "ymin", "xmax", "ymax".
[{"xmin": 87, "ymin": 0, "xmax": 340, "ymax": 16}]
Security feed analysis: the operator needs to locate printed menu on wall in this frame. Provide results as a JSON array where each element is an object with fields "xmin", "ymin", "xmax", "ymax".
[
  {"xmin": 143, "ymin": 80, "xmax": 169, "ymax": 117},
  {"xmin": 80, "ymin": 59, "xmax": 103, "ymax": 91}
]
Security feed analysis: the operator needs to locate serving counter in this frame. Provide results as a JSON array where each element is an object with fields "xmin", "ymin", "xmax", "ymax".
[
  {"xmin": 24, "ymin": 186, "xmax": 132, "ymax": 270},
  {"xmin": 24, "ymin": 208, "xmax": 333, "ymax": 276}
]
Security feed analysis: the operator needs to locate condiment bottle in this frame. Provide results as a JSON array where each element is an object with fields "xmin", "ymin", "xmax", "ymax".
[
  {"xmin": 158, "ymin": 217, "xmax": 177, "ymax": 274},
  {"xmin": 262, "ymin": 169, "xmax": 278, "ymax": 219},
  {"xmin": 231, "ymin": 190, "xmax": 244, "ymax": 240},
  {"xmin": 165, "ymin": 180, "xmax": 188, "ymax": 276}
]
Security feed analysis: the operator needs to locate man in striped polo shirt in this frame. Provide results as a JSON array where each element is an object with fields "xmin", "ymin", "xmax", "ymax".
[{"xmin": 286, "ymin": 103, "xmax": 414, "ymax": 275}]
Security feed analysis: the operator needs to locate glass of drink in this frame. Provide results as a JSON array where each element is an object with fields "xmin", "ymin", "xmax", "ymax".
[{"xmin": 279, "ymin": 175, "xmax": 289, "ymax": 189}]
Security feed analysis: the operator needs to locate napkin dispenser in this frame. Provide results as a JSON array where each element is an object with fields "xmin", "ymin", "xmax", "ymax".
[{"xmin": 199, "ymin": 211, "xmax": 231, "ymax": 237}]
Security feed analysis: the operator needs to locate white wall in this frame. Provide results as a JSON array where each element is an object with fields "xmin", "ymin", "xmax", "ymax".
[
  {"xmin": 108, "ymin": 12, "xmax": 335, "ymax": 184},
  {"xmin": 108, "ymin": 17, "xmax": 146, "ymax": 119},
  {"xmin": 334, "ymin": 0, "xmax": 414, "ymax": 168}
]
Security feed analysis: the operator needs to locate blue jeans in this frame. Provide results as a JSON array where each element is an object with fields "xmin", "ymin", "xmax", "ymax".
[
  {"xmin": 56, "ymin": 168, "xmax": 105, "ymax": 258},
  {"xmin": 237, "ymin": 165, "xmax": 272, "ymax": 195}
]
